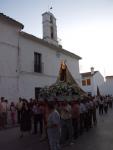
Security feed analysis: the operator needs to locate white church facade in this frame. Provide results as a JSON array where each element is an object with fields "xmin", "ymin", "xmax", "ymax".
[{"xmin": 0, "ymin": 12, "xmax": 82, "ymax": 101}]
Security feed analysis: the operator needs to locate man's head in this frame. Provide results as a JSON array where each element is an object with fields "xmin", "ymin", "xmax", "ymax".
[{"xmin": 1, "ymin": 97, "xmax": 5, "ymax": 102}]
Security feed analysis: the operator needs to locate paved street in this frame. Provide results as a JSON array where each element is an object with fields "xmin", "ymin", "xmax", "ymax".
[{"xmin": 0, "ymin": 108, "xmax": 113, "ymax": 150}]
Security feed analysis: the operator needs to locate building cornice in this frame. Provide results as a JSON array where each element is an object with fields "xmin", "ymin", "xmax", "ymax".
[{"xmin": 0, "ymin": 41, "xmax": 18, "ymax": 49}]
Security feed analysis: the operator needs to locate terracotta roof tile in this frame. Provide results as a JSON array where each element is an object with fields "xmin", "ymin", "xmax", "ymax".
[
  {"xmin": 81, "ymin": 71, "xmax": 98, "ymax": 77},
  {"xmin": 106, "ymin": 76, "xmax": 113, "ymax": 79}
]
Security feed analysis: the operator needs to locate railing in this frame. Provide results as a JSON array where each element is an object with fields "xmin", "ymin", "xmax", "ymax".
[{"xmin": 34, "ymin": 63, "xmax": 44, "ymax": 73}]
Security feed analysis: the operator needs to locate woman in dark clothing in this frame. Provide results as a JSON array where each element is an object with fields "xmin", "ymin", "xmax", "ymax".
[{"xmin": 20, "ymin": 100, "xmax": 32, "ymax": 138}]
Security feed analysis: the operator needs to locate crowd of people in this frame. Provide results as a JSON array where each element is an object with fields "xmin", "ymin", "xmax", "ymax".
[{"xmin": 0, "ymin": 95, "xmax": 113, "ymax": 150}]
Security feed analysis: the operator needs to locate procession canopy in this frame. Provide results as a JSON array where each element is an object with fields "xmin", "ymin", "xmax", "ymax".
[
  {"xmin": 59, "ymin": 61, "xmax": 67, "ymax": 82},
  {"xmin": 57, "ymin": 61, "xmax": 86, "ymax": 92},
  {"xmin": 39, "ymin": 61, "xmax": 87, "ymax": 101},
  {"xmin": 57, "ymin": 61, "xmax": 78, "ymax": 84}
]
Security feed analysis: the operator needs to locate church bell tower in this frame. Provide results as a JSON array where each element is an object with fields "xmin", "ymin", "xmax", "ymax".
[{"xmin": 42, "ymin": 11, "xmax": 58, "ymax": 46}]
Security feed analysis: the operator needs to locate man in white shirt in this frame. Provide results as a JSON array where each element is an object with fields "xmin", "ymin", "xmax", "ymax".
[{"xmin": 47, "ymin": 102, "xmax": 61, "ymax": 150}]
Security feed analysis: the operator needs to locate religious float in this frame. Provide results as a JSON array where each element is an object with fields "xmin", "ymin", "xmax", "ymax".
[{"xmin": 39, "ymin": 61, "xmax": 87, "ymax": 101}]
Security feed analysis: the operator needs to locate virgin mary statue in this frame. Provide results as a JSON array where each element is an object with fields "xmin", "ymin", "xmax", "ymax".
[{"xmin": 60, "ymin": 61, "xmax": 67, "ymax": 82}]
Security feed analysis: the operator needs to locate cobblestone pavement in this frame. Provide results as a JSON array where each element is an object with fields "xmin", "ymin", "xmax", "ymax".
[{"xmin": 0, "ymin": 108, "xmax": 113, "ymax": 150}]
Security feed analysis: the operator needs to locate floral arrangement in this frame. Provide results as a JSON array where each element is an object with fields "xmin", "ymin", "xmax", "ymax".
[{"xmin": 39, "ymin": 82, "xmax": 80, "ymax": 99}]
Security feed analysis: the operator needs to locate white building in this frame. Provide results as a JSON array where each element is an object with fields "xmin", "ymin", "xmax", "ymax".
[
  {"xmin": 100, "ymin": 76, "xmax": 113, "ymax": 96},
  {"xmin": 81, "ymin": 67, "xmax": 104, "ymax": 96},
  {"xmin": 0, "ymin": 12, "xmax": 81, "ymax": 101}
]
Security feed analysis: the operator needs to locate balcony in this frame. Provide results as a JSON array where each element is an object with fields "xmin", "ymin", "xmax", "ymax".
[{"xmin": 34, "ymin": 63, "xmax": 44, "ymax": 73}]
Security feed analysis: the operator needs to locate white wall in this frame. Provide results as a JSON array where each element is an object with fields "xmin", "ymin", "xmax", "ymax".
[
  {"xmin": 18, "ymin": 74, "xmax": 56, "ymax": 99},
  {"xmin": 0, "ymin": 20, "xmax": 21, "ymax": 100},
  {"xmin": 0, "ymin": 18, "xmax": 81, "ymax": 101},
  {"xmin": 0, "ymin": 77, "xmax": 19, "ymax": 100},
  {"xmin": 18, "ymin": 35, "xmax": 81, "ymax": 99},
  {"xmin": 93, "ymin": 72, "xmax": 104, "ymax": 95},
  {"xmin": 81, "ymin": 72, "xmax": 105, "ymax": 96},
  {"xmin": 100, "ymin": 78, "xmax": 113, "ymax": 96},
  {"xmin": 0, "ymin": 20, "xmax": 20, "ymax": 46},
  {"xmin": 19, "ymin": 36, "xmax": 81, "ymax": 83},
  {"xmin": 81, "ymin": 76, "xmax": 92, "ymax": 94},
  {"xmin": 0, "ymin": 44, "xmax": 18, "ymax": 76}
]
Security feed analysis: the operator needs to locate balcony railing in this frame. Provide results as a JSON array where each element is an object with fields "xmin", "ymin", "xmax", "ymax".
[{"xmin": 34, "ymin": 63, "xmax": 44, "ymax": 73}]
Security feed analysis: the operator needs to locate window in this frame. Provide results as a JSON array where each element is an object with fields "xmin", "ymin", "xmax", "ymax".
[
  {"xmin": 82, "ymin": 80, "xmax": 86, "ymax": 86},
  {"xmin": 50, "ymin": 26, "xmax": 54, "ymax": 39},
  {"xmin": 34, "ymin": 52, "xmax": 42, "ymax": 73},
  {"xmin": 82, "ymin": 79, "xmax": 91, "ymax": 86},
  {"xmin": 87, "ymin": 79, "xmax": 91, "ymax": 85}
]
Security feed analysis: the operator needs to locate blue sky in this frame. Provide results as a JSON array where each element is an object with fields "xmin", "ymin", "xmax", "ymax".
[{"xmin": 0, "ymin": 0, "xmax": 113, "ymax": 77}]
